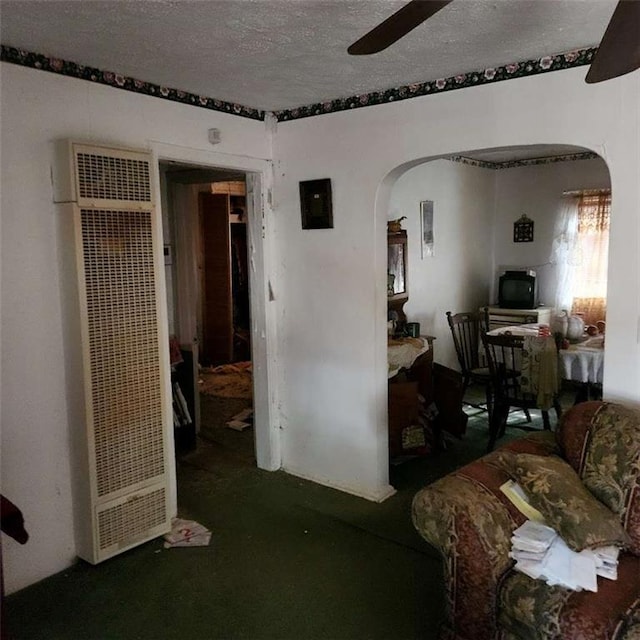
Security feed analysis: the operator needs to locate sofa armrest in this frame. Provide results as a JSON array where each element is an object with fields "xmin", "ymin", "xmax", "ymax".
[{"xmin": 412, "ymin": 433, "xmax": 557, "ymax": 640}]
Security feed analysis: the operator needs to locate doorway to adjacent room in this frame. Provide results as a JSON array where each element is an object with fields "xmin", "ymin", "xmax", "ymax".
[{"xmin": 160, "ymin": 162, "xmax": 256, "ymax": 467}]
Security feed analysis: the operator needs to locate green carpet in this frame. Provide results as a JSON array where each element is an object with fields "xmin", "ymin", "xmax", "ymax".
[
  {"xmin": 4, "ymin": 446, "xmax": 444, "ymax": 640},
  {"xmin": 3, "ymin": 388, "xmax": 566, "ymax": 640}
]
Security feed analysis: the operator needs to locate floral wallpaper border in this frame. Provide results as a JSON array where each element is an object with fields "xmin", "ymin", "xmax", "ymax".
[
  {"xmin": 0, "ymin": 45, "xmax": 265, "ymax": 121},
  {"xmin": 448, "ymin": 151, "xmax": 599, "ymax": 170},
  {"xmin": 1, "ymin": 43, "xmax": 595, "ymax": 124},
  {"xmin": 273, "ymin": 48, "xmax": 595, "ymax": 122}
]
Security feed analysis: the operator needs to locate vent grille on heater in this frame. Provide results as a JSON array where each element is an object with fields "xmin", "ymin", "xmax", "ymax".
[
  {"xmin": 81, "ymin": 209, "xmax": 164, "ymax": 497},
  {"xmin": 97, "ymin": 487, "xmax": 166, "ymax": 550},
  {"xmin": 76, "ymin": 152, "xmax": 152, "ymax": 203}
]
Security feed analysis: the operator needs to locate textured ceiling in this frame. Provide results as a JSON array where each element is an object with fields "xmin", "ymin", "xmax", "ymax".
[{"xmin": 0, "ymin": 0, "xmax": 619, "ymax": 112}]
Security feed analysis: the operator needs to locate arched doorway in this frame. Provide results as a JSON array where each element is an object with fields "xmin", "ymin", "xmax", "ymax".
[{"xmin": 379, "ymin": 144, "xmax": 611, "ymax": 480}]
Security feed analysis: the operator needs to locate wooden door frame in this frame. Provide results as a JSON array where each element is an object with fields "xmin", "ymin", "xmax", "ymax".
[{"xmin": 151, "ymin": 143, "xmax": 281, "ymax": 473}]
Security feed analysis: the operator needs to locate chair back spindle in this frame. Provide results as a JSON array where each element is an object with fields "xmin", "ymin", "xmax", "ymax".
[
  {"xmin": 446, "ymin": 310, "xmax": 494, "ymax": 419},
  {"xmin": 481, "ymin": 331, "xmax": 562, "ymax": 451},
  {"xmin": 446, "ymin": 311, "xmax": 483, "ymax": 376}
]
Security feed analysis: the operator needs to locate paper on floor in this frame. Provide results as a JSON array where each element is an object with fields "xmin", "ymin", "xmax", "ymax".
[
  {"xmin": 226, "ymin": 408, "xmax": 253, "ymax": 431},
  {"xmin": 164, "ymin": 518, "xmax": 211, "ymax": 548},
  {"xmin": 226, "ymin": 419, "xmax": 251, "ymax": 431}
]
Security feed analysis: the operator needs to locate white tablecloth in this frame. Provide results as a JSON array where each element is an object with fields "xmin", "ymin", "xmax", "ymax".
[{"xmin": 559, "ymin": 337, "xmax": 605, "ymax": 384}]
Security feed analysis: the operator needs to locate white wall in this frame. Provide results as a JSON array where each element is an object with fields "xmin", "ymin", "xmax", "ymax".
[
  {"xmin": 492, "ymin": 158, "xmax": 611, "ymax": 306},
  {"xmin": 272, "ymin": 67, "xmax": 640, "ymax": 503},
  {"xmin": 389, "ymin": 159, "xmax": 495, "ymax": 371},
  {"xmin": 0, "ymin": 63, "xmax": 272, "ymax": 594}
]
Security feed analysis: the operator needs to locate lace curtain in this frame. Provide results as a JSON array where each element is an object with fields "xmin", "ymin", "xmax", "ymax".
[
  {"xmin": 550, "ymin": 195, "xmax": 580, "ymax": 312},
  {"xmin": 550, "ymin": 191, "xmax": 610, "ymax": 325}
]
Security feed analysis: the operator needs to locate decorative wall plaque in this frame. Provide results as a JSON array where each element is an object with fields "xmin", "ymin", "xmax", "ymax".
[{"xmin": 513, "ymin": 214, "xmax": 534, "ymax": 242}]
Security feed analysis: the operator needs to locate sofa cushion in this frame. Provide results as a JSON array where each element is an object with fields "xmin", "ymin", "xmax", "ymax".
[
  {"xmin": 499, "ymin": 553, "xmax": 640, "ymax": 640},
  {"xmin": 557, "ymin": 401, "xmax": 640, "ymax": 555},
  {"xmin": 507, "ymin": 453, "xmax": 631, "ymax": 552}
]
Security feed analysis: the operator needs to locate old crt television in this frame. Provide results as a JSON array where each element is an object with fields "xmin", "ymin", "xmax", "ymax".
[{"xmin": 498, "ymin": 270, "xmax": 537, "ymax": 309}]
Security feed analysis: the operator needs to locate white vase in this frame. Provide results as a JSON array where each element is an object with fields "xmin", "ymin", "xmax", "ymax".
[{"xmin": 567, "ymin": 315, "xmax": 585, "ymax": 341}]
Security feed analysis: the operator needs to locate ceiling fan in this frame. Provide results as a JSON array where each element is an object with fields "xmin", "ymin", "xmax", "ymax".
[{"xmin": 347, "ymin": 0, "xmax": 640, "ymax": 84}]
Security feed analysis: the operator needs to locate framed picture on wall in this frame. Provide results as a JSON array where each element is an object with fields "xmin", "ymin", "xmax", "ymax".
[
  {"xmin": 513, "ymin": 214, "xmax": 534, "ymax": 242},
  {"xmin": 420, "ymin": 200, "xmax": 434, "ymax": 258},
  {"xmin": 299, "ymin": 178, "xmax": 333, "ymax": 229}
]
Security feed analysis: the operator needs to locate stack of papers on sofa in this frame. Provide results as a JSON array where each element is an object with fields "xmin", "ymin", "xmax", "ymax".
[{"xmin": 509, "ymin": 520, "xmax": 620, "ymax": 591}]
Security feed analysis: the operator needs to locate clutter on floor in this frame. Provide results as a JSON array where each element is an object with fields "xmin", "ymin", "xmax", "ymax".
[
  {"xmin": 172, "ymin": 381, "xmax": 192, "ymax": 428},
  {"xmin": 199, "ymin": 361, "xmax": 253, "ymax": 399},
  {"xmin": 226, "ymin": 408, "xmax": 253, "ymax": 431},
  {"xmin": 163, "ymin": 518, "xmax": 212, "ymax": 548}
]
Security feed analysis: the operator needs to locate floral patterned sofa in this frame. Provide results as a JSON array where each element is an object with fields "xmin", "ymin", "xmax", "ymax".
[{"xmin": 412, "ymin": 401, "xmax": 640, "ymax": 640}]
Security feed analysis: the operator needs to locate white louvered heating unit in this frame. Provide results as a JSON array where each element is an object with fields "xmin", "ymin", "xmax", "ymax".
[{"xmin": 57, "ymin": 141, "xmax": 172, "ymax": 564}]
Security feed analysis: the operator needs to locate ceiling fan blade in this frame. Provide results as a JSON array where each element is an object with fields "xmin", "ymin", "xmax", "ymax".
[
  {"xmin": 585, "ymin": 0, "xmax": 640, "ymax": 83},
  {"xmin": 348, "ymin": 0, "xmax": 453, "ymax": 55}
]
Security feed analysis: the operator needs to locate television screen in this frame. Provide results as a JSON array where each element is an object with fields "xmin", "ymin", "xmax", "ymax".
[{"xmin": 499, "ymin": 271, "xmax": 536, "ymax": 309}]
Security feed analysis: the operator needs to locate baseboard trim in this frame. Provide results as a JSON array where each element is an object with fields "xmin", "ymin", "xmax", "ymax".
[{"xmin": 283, "ymin": 467, "xmax": 397, "ymax": 503}]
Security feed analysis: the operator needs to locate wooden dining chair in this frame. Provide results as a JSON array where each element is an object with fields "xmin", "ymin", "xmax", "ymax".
[
  {"xmin": 446, "ymin": 310, "xmax": 492, "ymax": 417},
  {"xmin": 481, "ymin": 332, "xmax": 563, "ymax": 452}
]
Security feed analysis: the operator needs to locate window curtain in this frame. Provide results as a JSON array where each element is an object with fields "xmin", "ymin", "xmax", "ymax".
[
  {"xmin": 550, "ymin": 191, "xmax": 610, "ymax": 325},
  {"xmin": 550, "ymin": 195, "xmax": 580, "ymax": 312},
  {"xmin": 571, "ymin": 192, "xmax": 610, "ymax": 325}
]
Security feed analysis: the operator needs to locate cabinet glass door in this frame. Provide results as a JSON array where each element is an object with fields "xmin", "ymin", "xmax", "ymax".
[{"xmin": 388, "ymin": 232, "xmax": 407, "ymax": 298}]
